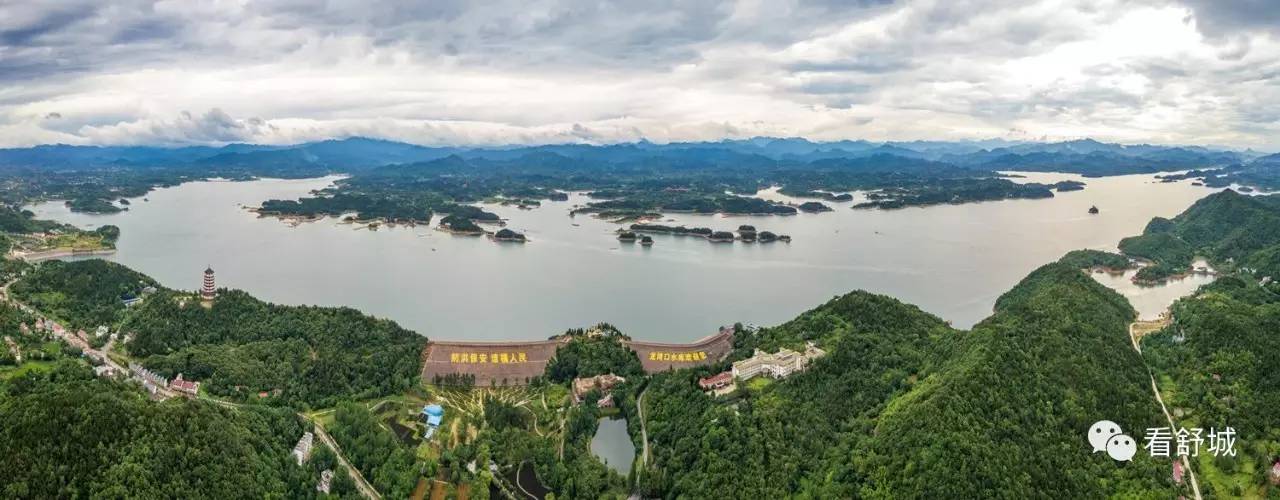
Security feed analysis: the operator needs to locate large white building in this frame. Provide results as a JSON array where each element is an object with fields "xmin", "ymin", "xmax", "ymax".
[
  {"xmin": 293, "ymin": 432, "xmax": 314, "ymax": 466},
  {"xmin": 731, "ymin": 342, "xmax": 826, "ymax": 381}
]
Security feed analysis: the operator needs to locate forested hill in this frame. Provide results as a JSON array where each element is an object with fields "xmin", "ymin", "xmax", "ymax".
[
  {"xmin": 861, "ymin": 261, "xmax": 1172, "ymax": 497},
  {"xmin": 0, "ymin": 362, "xmax": 326, "ymax": 498},
  {"xmin": 1119, "ymin": 190, "xmax": 1280, "ymax": 280},
  {"xmin": 8, "ymin": 259, "xmax": 425, "ymax": 408},
  {"xmin": 10, "ymin": 259, "xmax": 157, "ymax": 329},
  {"xmin": 640, "ymin": 257, "xmax": 1177, "ymax": 498},
  {"xmin": 641, "ymin": 289, "xmax": 954, "ymax": 497},
  {"xmin": 122, "ymin": 289, "xmax": 425, "ymax": 408}
]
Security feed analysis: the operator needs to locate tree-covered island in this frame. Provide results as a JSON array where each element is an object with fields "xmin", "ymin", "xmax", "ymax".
[{"xmin": 627, "ymin": 223, "xmax": 792, "ymax": 244}]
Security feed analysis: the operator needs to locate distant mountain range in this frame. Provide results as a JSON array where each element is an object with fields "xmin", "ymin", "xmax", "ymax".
[{"xmin": 0, "ymin": 137, "xmax": 1264, "ymax": 177}]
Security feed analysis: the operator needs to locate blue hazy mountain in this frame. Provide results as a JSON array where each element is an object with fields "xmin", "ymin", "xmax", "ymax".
[{"xmin": 0, "ymin": 136, "xmax": 1250, "ymax": 176}]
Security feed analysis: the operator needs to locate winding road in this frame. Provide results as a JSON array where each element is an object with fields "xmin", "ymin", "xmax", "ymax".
[{"xmin": 1130, "ymin": 321, "xmax": 1203, "ymax": 500}]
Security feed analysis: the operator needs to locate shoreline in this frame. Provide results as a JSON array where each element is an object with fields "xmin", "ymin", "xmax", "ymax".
[{"xmin": 13, "ymin": 247, "xmax": 117, "ymax": 263}]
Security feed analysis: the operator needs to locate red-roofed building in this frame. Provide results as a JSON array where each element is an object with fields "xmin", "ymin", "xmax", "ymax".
[
  {"xmin": 1172, "ymin": 460, "xmax": 1184, "ymax": 485},
  {"xmin": 1270, "ymin": 460, "xmax": 1280, "ymax": 485},
  {"xmin": 170, "ymin": 373, "xmax": 200, "ymax": 396},
  {"xmin": 698, "ymin": 371, "xmax": 733, "ymax": 391}
]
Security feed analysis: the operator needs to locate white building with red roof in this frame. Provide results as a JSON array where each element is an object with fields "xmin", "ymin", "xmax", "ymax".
[
  {"xmin": 169, "ymin": 373, "xmax": 200, "ymax": 396},
  {"xmin": 698, "ymin": 371, "xmax": 734, "ymax": 390}
]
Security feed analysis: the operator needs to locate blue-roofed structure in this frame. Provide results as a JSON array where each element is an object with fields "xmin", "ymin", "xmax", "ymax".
[{"xmin": 422, "ymin": 404, "xmax": 444, "ymax": 427}]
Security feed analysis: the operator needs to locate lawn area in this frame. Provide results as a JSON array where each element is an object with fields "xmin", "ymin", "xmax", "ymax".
[
  {"xmin": 745, "ymin": 376, "xmax": 773, "ymax": 392},
  {"xmin": 42, "ymin": 232, "xmax": 113, "ymax": 251},
  {"xmin": 0, "ymin": 360, "xmax": 54, "ymax": 380},
  {"xmin": 9, "ymin": 231, "xmax": 113, "ymax": 253}
]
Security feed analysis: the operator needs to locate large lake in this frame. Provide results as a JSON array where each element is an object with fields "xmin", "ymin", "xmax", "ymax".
[{"xmin": 28, "ymin": 172, "xmax": 1221, "ymax": 342}]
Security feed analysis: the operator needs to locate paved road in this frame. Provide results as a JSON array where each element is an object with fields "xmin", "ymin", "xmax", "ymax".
[{"xmin": 637, "ymin": 388, "xmax": 650, "ymax": 467}]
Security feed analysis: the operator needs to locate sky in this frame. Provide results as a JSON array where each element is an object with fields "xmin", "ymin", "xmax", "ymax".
[{"xmin": 1, "ymin": 0, "xmax": 1278, "ymax": 150}]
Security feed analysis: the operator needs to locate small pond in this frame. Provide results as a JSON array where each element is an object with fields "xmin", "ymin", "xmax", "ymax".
[{"xmin": 589, "ymin": 417, "xmax": 635, "ymax": 475}]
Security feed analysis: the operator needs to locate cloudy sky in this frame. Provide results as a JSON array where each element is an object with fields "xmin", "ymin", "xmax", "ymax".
[{"xmin": 1, "ymin": 0, "xmax": 1278, "ymax": 149}]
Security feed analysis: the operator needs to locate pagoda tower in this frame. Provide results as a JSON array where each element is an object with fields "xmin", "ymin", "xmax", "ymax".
[{"xmin": 200, "ymin": 267, "xmax": 217, "ymax": 301}]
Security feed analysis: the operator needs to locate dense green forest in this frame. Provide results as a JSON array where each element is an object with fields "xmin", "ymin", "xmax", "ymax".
[
  {"xmin": 0, "ymin": 362, "xmax": 328, "ymax": 498},
  {"xmin": 121, "ymin": 289, "xmax": 425, "ymax": 408},
  {"xmin": 639, "ymin": 256, "xmax": 1180, "ymax": 498},
  {"xmin": 10, "ymin": 260, "xmax": 157, "ymax": 329},
  {"xmin": 859, "ymin": 261, "xmax": 1173, "ymax": 498}
]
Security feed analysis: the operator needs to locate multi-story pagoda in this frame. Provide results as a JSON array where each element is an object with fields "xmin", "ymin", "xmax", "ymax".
[{"xmin": 200, "ymin": 267, "xmax": 217, "ymax": 301}]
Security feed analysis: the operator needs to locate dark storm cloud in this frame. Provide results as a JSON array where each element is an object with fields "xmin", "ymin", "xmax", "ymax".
[{"xmin": 0, "ymin": 8, "xmax": 93, "ymax": 45}]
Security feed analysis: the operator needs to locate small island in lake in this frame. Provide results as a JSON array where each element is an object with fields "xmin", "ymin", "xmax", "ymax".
[
  {"xmin": 708, "ymin": 231, "xmax": 735, "ymax": 243},
  {"xmin": 439, "ymin": 214, "xmax": 485, "ymax": 235},
  {"xmin": 779, "ymin": 189, "xmax": 854, "ymax": 202},
  {"xmin": 617, "ymin": 231, "xmax": 638, "ymax": 242},
  {"xmin": 493, "ymin": 228, "xmax": 527, "ymax": 242},
  {"xmin": 626, "ymin": 223, "xmax": 791, "ymax": 244},
  {"xmin": 797, "ymin": 201, "xmax": 834, "ymax": 213},
  {"xmin": 1088, "ymin": 205, "xmax": 1099, "ymax": 214},
  {"xmin": 640, "ymin": 235, "xmax": 654, "ymax": 246},
  {"xmin": 1053, "ymin": 180, "xmax": 1086, "ymax": 192}
]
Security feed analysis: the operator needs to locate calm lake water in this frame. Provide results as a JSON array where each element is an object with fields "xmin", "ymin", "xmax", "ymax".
[
  {"xmin": 27, "ymin": 172, "xmax": 1222, "ymax": 341},
  {"xmin": 589, "ymin": 418, "xmax": 635, "ymax": 475},
  {"xmin": 1089, "ymin": 259, "xmax": 1217, "ymax": 320}
]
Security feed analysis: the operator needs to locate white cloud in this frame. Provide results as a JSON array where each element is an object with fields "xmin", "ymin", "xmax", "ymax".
[{"xmin": 0, "ymin": 0, "xmax": 1276, "ymax": 149}]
